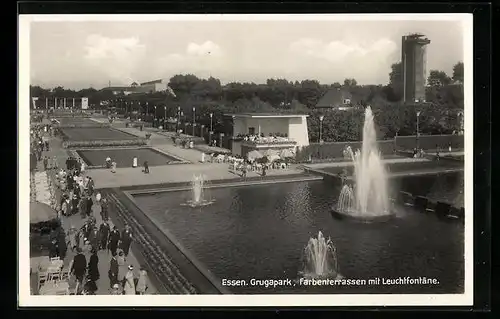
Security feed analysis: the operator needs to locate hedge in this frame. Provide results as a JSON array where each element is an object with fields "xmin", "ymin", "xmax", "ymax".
[{"xmin": 62, "ymin": 139, "xmax": 147, "ymax": 148}]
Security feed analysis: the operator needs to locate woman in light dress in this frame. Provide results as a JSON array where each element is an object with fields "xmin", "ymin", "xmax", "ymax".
[
  {"xmin": 136, "ymin": 268, "xmax": 149, "ymax": 295},
  {"xmin": 123, "ymin": 265, "xmax": 136, "ymax": 295}
]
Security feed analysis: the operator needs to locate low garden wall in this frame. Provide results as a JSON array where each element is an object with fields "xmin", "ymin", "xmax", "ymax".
[{"xmin": 296, "ymin": 134, "xmax": 464, "ymax": 163}]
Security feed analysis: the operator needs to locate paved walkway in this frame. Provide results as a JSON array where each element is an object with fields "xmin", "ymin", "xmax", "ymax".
[
  {"xmin": 90, "ymin": 163, "xmax": 304, "ymax": 189},
  {"xmin": 109, "ymin": 126, "xmax": 224, "ymax": 164},
  {"xmin": 30, "ymin": 136, "xmax": 157, "ymax": 295}
]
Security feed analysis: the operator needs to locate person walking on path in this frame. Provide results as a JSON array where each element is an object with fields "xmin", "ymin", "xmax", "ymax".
[
  {"xmin": 108, "ymin": 252, "xmax": 119, "ymax": 288},
  {"xmin": 89, "ymin": 226, "xmax": 100, "ymax": 252},
  {"xmin": 99, "ymin": 221, "xmax": 110, "ymax": 251},
  {"xmin": 71, "ymin": 247, "xmax": 87, "ymax": 285},
  {"xmin": 108, "ymin": 226, "xmax": 121, "ymax": 256},
  {"xmin": 123, "ymin": 265, "xmax": 136, "ymax": 295},
  {"xmin": 43, "ymin": 156, "xmax": 48, "ymax": 171},
  {"xmin": 133, "ymin": 156, "xmax": 138, "ymax": 168},
  {"xmin": 143, "ymin": 161, "xmax": 149, "ymax": 174},
  {"xmin": 85, "ymin": 194, "xmax": 93, "ymax": 217},
  {"xmin": 136, "ymin": 267, "xmax": 149, "ymax": 295},
  {"xmin": 101, "ymin": 198, "xmax": 109, "ymax": 222},
  {"xmin": 52, "ymin": 155, "xmax": 58, "ymax": 170},
  {"xmin": 120, "ymin": 224, "xmax": 133, "ymax": 259},
  {"xmin": 111, "ymin": 162, "xmax": 117, "ymax": 173},
  {"xmin": 87, "ymin": 249, "xmax": 100, "ymax": 282}
]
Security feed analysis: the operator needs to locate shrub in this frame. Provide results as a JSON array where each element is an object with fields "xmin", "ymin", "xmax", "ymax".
[{"xmin": 62, "ymin": 139, "xmax": 147, "ymax": 148}]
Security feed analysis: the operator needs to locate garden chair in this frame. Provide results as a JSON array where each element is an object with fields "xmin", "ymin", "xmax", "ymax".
[
  {"xmin": 37, "ymin": 271, "xmax": 48, "ymax": 291},
  {"xmin": 61, "ymin": 260, "xmax": 73, "ymax": 281},
  {"xmin": 47, "ymin": 270, "xmax": 62, "ymax": 283}
]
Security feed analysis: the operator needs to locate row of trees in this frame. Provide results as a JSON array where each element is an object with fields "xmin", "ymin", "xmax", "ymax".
[{"xmin": 30, "ymin": 61, "xmax": 464, "ymax": 142}]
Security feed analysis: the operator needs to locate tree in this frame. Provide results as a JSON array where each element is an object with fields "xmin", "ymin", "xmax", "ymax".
[
  {"xmin": 387, "ymin": 62, "xmax": 403, "ymax": 102},
  {"xmin": 343, "ymin": 78, "xmax": 357, "ymax": 87},
  {"xmin": 452, "ymin": 62, "xmax": 464, "ymax": 84},
  {"xmin": 427, "ymin": 70, "xmax": 452, "ymax": 87}
]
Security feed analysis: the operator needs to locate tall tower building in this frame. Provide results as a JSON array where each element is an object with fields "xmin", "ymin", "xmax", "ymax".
[{"xmin": 402, "ymin": 34, "xmax": 431, "ymax": 103}]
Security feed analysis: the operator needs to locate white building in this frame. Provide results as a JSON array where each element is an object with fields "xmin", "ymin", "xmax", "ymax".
[{"xmin": 226, "ymin": 113, "xmax": 310, "ymax": 157}]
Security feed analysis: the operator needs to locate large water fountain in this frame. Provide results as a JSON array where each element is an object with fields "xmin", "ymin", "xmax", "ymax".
[
  {"xmin": 333, "ymin": 106, "xmax": 392, "ymax": 221},
  {"xmin": 301, "ymin": 231, "xmax": 342, "ymax": 279},
  {"xmin": 181, "ymin": 174, "xmax": 216, "ymax": 208}
]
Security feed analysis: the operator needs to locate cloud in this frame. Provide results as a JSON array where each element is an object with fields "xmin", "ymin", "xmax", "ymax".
[
  {"xmin": 186, "ymin": 40, "xmax": 223, "ymax": 57},
  {"xmin": 83, "ymin": 34, "xmax": 146, "ymax": 82},
  {"xmin": 156, "ymin": 41, "xmax": 225, "ymax": 77},
  {"xmin": 288, "ymin": 38, "xmax": 399, "ymax": 84}
]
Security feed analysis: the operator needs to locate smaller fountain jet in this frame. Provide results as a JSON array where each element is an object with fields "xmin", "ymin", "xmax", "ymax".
[
  {"xmin": 181, "ymin": 174, "xmax": 216, "ymax": 208},
  {"xmin": 300, "ymin": 231, "xmax": 342, "ymax": 279}
]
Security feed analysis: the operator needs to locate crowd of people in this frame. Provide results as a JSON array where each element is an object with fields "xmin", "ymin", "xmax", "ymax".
[
  {"xmin": 37, "ymin": 150, "xmax": 151, "ymax": 295},
  {"xmin": 30, "ymin": 124, "xmax": 57, "ymax": 172},
  {"xmin": 65, "ymin": 220, "xmax": 148, "ymax": 295}
]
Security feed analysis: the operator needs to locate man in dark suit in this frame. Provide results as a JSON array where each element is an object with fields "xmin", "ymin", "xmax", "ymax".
[
  {"xmin": 85, "ymin": 194, "xmax": 93, "ymax": 217},
  {"xmin": 71, "ymin": 247, "xmax": 87, "ymax": 284},
  {"xmin": 108, "ymin": 226, "xmax": 121, "ymax": 255},
  {"xmin": 108, "ymin": 252, "xmax": 119, "ymax": 288},
  {"xmin": 120, "ymin": 224, "xmax": 133, "ymax": 260},
  {"xmin": 100, "ymin": 198, "xmax": 109, "ymax": 222},
  {"xmin": 89, "ymin": 226, "xmax": 100, "ymax": 252},
  {"xmin": 99, "ymin": 221, "xmax": 110, "ymax": 251}
]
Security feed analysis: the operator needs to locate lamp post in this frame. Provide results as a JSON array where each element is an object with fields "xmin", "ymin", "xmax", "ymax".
[
  {"xmin": 319, "ymin": 115, "xmax": 324, "ymax": 144},
  {"xmin": 176, "ymin": 106, "xmax": 181, "ymax": 133},
  {"xmin": 209, "ymin": 112, "xmax": 213, "ymax": 132},
  {"xmin": 146, "ymin": 102, "xmax": 149, "ymax": 122},
  {"xmin": 164, "ymin": 106, "xmax": 167, "ymax": 130},
  {"xmin": 416, "ymin": 111, "xmax": 421, "ymax": 149},
  {"xmin": 154, "ymin": 105, "xmax": 157, "ymax": 128},
  {"xmin": 192, "ymin": 107, "xmax": 196, "ymax": 136}
]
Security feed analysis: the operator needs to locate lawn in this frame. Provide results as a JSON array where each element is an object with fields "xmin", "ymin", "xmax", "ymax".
[{"xmin": 61, "ymin": 128, "xmax": 138, "ymax": 140}]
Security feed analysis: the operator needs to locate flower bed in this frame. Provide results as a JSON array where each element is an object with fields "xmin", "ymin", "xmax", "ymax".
[{"xmin": 62, "ymin": 139, "xmax": 148, "ymax": 148}]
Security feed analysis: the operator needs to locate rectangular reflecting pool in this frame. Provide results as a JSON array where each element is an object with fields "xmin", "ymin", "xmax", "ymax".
[
  {"xmin": 78, "ymin": 148, "xmax": 183, "ymax": 168},
  {"xmin": 131, "ymin": 173, "xmax": 464, "ymax": 294}
]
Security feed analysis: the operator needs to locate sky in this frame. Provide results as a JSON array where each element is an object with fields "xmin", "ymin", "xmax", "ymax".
[{"xmin": 28, "ymin": 16, "xmax": 465, "ymax": 90}]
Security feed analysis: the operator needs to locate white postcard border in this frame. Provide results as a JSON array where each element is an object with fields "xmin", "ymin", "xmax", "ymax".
[{"xmin": 18, "ymin": 13, "xmax": 474, "ymax": 307}]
